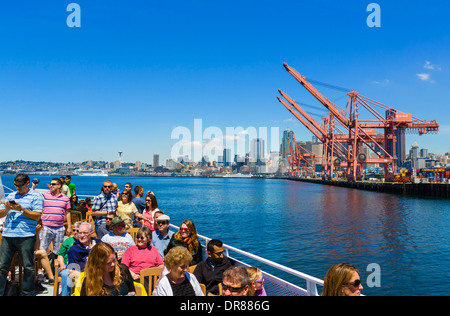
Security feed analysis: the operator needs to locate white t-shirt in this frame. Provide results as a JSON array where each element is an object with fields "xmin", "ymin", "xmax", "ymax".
[{"xmin": 101, "ymin": 232, "xmax": 135, "ymax": 259}]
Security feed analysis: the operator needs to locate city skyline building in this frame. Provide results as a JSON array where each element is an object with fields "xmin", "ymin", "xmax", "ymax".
[
  {"xmin": 280, "ymin": 129, "xmax": 295, "ymax": 166},
  {"xmin": 250, "ymin": 138, "xmax": 265, "ymax": 163},
  {"xmin": 153, "ymin": 154, "xmax": 160, "ymax": 167},
  {"xmin": 223, "ymin": 148, "xmax": 231, "ymax": 167}
]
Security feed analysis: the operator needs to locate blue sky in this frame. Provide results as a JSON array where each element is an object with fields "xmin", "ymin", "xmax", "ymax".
[{"xmin": 1, "ymin": 0, "xmax": 449, "ymax": 164}]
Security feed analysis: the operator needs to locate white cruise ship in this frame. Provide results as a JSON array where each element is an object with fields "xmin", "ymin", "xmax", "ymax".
[{"xmin": 73, "ymin": 169, "xmax": 108, "ymax": 177}]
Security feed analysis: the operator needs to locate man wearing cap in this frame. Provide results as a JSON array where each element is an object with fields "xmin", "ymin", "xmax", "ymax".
[
  {"xmin": 101, "ymin": 216, "xmax": 135, "ymax": 261},
  {"xmin": 151, "ymin": 214, "xmax": 174, "ymax": 260}
]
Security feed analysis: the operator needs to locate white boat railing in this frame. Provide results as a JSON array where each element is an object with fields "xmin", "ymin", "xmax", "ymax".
[{"xmin": 170, "ymin": 223, "xmax": 324, "ymax": 296}]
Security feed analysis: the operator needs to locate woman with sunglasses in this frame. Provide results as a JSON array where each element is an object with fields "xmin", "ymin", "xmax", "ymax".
[
  {"xmin": 169, "ymin": 220, "xmax": 203, "ymax": 266},
  {"xmin": 321, "ymin": 262, "xmax": 364, "ymax": 296},
  {"xmin": 116, "ymin": 190, "xmax": 145, "ymax": 230},
  {"xmin": 247, "ymin": 266, "xmax": 267, "ymax": 296},
  {"xmin": 69, "ymin": 194, "xmax": 78, "ymax": 210},
  {"xmin": 121, "ymin": 226, "xmax": 164, "ymax": 281}
]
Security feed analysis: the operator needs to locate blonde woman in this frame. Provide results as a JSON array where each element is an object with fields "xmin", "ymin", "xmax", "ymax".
[
  {"xmin": 246, "ymin": 267, "xmax": 267, "ymax": 296},
  {"xmin": 80, "ymin": 243, "xmax": 135, "ymax": 296},
  {"xmin": 321, "ymin": 262, "xmax": 364, "ymax": 296},
  {"xmin": 155, "ymin": 246, "xmax": 204, "ymax": 296}
]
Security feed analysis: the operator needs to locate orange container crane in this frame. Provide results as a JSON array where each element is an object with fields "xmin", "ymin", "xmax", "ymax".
[
  {"xmin": 282, "ymin": 130, "xmax": 316, "ymax": 178},
  {"xmin": 277, "ymin": 94, "xmax": 347, "ymax": 179},
  {"xmin": 279, "ymin": 63, "xmax": 439, "ymax": 181}
]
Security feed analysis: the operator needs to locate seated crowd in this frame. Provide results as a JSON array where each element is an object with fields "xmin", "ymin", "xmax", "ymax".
[{"xmin": 0, "ymin": 174, "xmax": 267, "ymax": 297}]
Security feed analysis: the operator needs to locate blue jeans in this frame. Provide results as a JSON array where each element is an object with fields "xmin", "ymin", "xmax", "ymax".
[
  {"xmin": 59, "ymin": 269, "xmax": 71, "ymax": 296},
  {"xmin": 0, "ymin": 236, "xmax": 36, "ymax": 296}
]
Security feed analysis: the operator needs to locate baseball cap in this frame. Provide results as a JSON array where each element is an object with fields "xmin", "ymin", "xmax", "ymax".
[{"xmin": 156, "ymin": 214, "xmax": 170, "ymax": 222}]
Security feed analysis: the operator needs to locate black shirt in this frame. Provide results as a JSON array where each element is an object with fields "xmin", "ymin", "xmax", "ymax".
[{"xmin": 169, "ymin": 275, "xmax": 196, "ymax": 296}]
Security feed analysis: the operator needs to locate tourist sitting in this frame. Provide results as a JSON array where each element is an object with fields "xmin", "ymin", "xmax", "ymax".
[
  {"xmin": 64, "ymin": 222, "xmax": 101, "ymax": 296},
  {"xmin": 76, "ymin": 200, "xmax": 88, "ymax": 220},
  {"xmin": 116, "ymin": 190, "xmax": 146, "ymax": 230},
  {"xmin": 142, "ymin": 193, "xmax": 160, "ymax": 231},
  {"xmin": 69, "ymin": 194, "xmax": 78, "ymax": 210},
  {"xmin": 321, "ymin": 262, "xmax": 363, "ymax": 296},
  {"xmin": 246, "ymin": 266, "xmax": 267, "ymax": 296},
  {"xmin": 167, "ymin": 219, "xmax": 202, "ymax": 266},
  {"xmin": 96, "ymin": 211, "xmax": 116, "ymax": 240},
  {"xmin": 155, "ymin": 246, "xmax": 204, "ymax": 296},
  {"xmin": 151, "ymin": 239, "xmax": 188, "ymax": 296},
  {"xmin": 222, "ymin": 266, "xmax": 250, "ymax": 296},
  {"xmin": 151, "ymin": 214, "xmax": 174, "ymax": 260},
  {"xmin": 76, "ymin": 243, "xmax": 136, "ymax": 296},
  {"xmin": 57, "ymin": 221, "xmax": 82, "ymax": 296},
  {"xmin": 193, "ymin": 239, "xmax": 234, "ymax": 295},
  {"xmin": 101, "ymin": 216, "xmax": 135, "ymax": 261},
  {"xmin": 85, "ymin": 197, "xmax": 92, "ymax": 211},
  {"xmin": 121, "ymin": 226, "xmax": 164, "ymax": 281}
]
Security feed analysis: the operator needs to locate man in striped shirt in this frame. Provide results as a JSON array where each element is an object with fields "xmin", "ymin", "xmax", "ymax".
[
  {"xmin": 40, "ymin": 178, "xmax": 71, "ymax": 260},
  {"xmin": 0, "ymin": 173, "xmax": 43, "ymax": 296}
]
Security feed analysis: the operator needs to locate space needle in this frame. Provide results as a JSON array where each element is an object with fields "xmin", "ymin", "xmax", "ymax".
[{"xmin": 118, "ymin": 151, "xmax": 123, "ymax": 167}]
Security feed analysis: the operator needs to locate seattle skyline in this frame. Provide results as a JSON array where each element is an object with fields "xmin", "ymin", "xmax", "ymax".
[{"xmin": 1, "ymin": 1, "xmax": 449, "ymax": 164}]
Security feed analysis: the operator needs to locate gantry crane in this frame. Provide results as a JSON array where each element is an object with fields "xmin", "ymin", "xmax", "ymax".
[
  {"xmin": 278, "ymin": 63, "xmax": 440, "ymax": 181},
  {"xmin": 282, "ymin": 130, "xmax": 316, "ymax": 178}
]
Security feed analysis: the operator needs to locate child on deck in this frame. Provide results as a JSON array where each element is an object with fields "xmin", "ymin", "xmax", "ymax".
[{"xmin": 246, "ymin": 266, "xmax": 267, "ymax": 296}]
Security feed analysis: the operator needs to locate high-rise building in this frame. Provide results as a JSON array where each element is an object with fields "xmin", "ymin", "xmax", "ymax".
[
  {"xmin": 250, "ymin": 138, "xmax": 265, "ymax": 163},
  {"xmin": 223, "ymin": 148, "xmax": 231, "ymax": 167},
  {"xmin": 153, "ymin": 154, "xmax": 160, "ymax": 167},
  {"xmin": 280, "ymin": 129, "xmax": 295, "ymax": 166},
  {"xmin": 395, "ymin": 128, "xmax": 406, "ymax": 167}
]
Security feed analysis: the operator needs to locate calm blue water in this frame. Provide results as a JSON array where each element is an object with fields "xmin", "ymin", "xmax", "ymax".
[{"xmin": 1, "ymin": 175, "xmax": 449, "ymax": 296}]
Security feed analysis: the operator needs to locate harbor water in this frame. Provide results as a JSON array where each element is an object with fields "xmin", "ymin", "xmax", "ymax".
[{"xmin": 1, "ymin": 175, "xmax": 449, "ymax": 296}]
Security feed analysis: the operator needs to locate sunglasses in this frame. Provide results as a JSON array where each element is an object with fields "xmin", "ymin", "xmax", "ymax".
[
  {"xmin": 14, "ymin": 183, "xmax": 27, "ymax": 188},
  {"xmin": 180, "ymin": 228, "xmax": 189, "ymax": 232},
  {"xmin": 50, "ymin": 183, "xmax": 60, "ymax": 186},
  {"xmin": 222, "ymin": 283, "xmax": 246, "ymax": 293},
  {"xmin": 157, "ymin": 221, "xmax": 169, "ymax": 225},
  {"xmin": 345, "ymin": 279, "xmax": 362, "ymax": 287},
  {"xmin": 103, "ymin": 185, "xmax": 112, "ymax": 188}
]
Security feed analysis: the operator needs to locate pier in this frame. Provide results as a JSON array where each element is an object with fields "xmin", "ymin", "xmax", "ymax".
[{"xmin": 288, "ymin": 178, "xmax": 450, "ymax": 199}]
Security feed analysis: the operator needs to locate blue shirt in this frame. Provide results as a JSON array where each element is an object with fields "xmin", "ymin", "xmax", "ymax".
[
  {"xmin": 151, "ymin": 230, "xmax": 174, "ymax": 260},
  {"xmin": 92, "ymin": 192, "xmax": 118, "ymax": 227},
  {"xmin": 1, "ymin": 189, "xmax": 43, "ymax": 237}
]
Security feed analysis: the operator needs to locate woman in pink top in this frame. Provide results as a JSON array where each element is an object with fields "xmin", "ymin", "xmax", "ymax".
[
  {"xmin": 121, "ymin": 226, "xmax": 164, "ymax": 281},
  {"xmin": 142, "ymin": 193, "xmax": 160, "ymax": 231}
]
